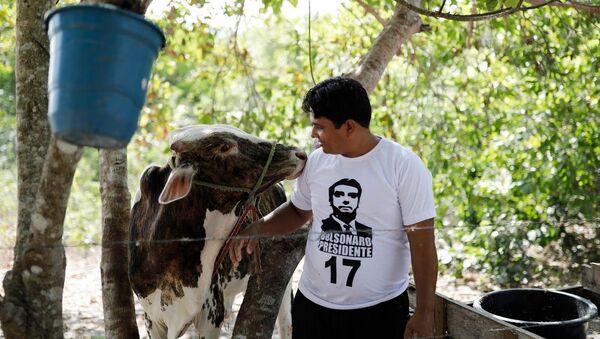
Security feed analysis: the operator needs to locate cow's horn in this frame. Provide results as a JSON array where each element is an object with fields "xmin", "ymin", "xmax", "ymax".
[{"xmin": 171, "ymin": 140, "xmax": 188, "ymax": 153}]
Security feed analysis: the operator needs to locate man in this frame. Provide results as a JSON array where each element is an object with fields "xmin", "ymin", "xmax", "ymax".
[{"xmin": 230, "ymin": 76, "xmax": 437, "ymax": 338}]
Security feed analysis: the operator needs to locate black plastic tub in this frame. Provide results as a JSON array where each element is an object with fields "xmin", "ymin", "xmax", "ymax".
[{"xmin": 473, "ymin": 288, "xmax": 598, "ymax": 339}]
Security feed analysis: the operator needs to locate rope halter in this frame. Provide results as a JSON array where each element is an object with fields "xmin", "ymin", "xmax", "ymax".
[{"xmin": 194, "ymin": 142, "xmax": 278, "ymax": 283}]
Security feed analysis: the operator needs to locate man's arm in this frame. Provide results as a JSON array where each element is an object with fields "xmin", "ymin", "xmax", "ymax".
[
  {"xmin": 229, "ymin": 201, "xmax": 312, "ymax": 265},
  {"xmin": 404, "ymin": 217, "xmax": 437, "ymax": 338}
]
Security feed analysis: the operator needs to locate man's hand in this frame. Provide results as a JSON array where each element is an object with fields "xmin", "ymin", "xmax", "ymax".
[
  {"xmin": 227, "ymin": 202, "xmax": 312, "ymax": 267},
  {"xmin": 228, "ymin": 228, "xmax": 258, "ymax": 267},
  {"xmin": 404, "ymin": 310, "xmax": 434, "ymax": 338},
  {"xmin": 405, "ymin": 217, "xmax": 437, "ymax": 338}
]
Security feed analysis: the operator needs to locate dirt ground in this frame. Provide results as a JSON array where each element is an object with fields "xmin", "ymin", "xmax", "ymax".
[{"xmin": 0, "ymin": 248, "xmax": 597, "ymax": 338}]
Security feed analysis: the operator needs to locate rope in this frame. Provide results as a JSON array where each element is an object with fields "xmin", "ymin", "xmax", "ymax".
[
  {"xmin": 308, "ymin": 0, "xmax": 316, "ymax": 85},
  {"xmin": 191, "ymin": 180, "xmax": 252, "ymax": 193},
  {"xmin": 247, "ymin": 141, "xmax": 277, "ymax": 203},
  {"xmin": 194, "ymin": 141, "xmax": 277, "ymax": 282},
  {"xmin": 192, "ymin": 141, "xmax": 277, "ymax": 205}
]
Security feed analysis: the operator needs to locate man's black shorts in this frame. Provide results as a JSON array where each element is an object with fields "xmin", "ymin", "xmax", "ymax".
[{"xmin": 291, "ymin": 290, "xmax": 410, "ymax": 339}]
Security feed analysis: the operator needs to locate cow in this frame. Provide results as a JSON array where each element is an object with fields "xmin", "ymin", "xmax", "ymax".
[{"xmin": 128, "ymin": 124, "xmax": 307, "ymax": 339}]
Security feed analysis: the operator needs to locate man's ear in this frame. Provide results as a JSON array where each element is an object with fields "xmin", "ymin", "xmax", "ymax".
[{"xmin": 345, "ymin": 119, "xmax": 357, "ymax": 136}]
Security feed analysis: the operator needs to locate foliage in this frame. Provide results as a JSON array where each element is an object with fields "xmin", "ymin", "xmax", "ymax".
[
  {"xmin": 0, "ymin": 167, "xmax": 17, "ymax": 248},
  {"xmin": 1, "ymin": 0, "xmax": 598, "ymax": 287},
  {"xmin": 0, "ymin": 0, "xmax": 16, "ymax": 249},
  {"xmin": 405, "ymin": 8, "xmax": 600, "ymax": 286},
  {"xmin": 63, "ymin": 148, "xmax": 102, "ymax": 246},
  {"xmin": 0, "ymin": 0, "xmax": 16, "ymax": 169},
  {"xmin": 138, "ymin": 0, "xmax": 600, "ymax": 287}
]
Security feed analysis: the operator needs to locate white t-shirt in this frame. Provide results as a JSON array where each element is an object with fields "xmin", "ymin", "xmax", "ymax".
[{"xmin": 290, "ymin": 137, "xmax": 435, "ymax": 309}]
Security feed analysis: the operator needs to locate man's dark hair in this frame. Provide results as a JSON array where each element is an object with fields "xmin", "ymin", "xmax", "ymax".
[
  {"xmin": 328, "ymin": 178, "xmax": 362, "ymax": 204},
  {"xmin": 302, "ymin": 77, "xmax": 371, "ymax": 128}
]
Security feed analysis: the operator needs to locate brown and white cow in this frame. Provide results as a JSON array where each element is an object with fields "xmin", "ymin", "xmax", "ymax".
[{"xmin": 129, "ymin": 124, "xmax": 306, "ymax": 339}]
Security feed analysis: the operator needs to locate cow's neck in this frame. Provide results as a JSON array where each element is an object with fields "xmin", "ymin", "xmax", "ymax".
[
  {"xmin": 202, "ymin": 207, "xmax": 240, "ymax": 256},
  {"xmin": 149, "ymin": 190, "xmax": 244, "ymax": 241}
]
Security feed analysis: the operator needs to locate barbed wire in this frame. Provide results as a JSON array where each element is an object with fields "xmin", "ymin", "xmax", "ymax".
[
  {"xmin": 0, "ymin": 218, "xmax": 597, "ymax": 251},
  {"xmin": 1, "ymin": 236, "xmax": 595, "ymax": 337},
  {"xmin": 1, "ymin": 220, "xmax": 595, "ymax": 336}
]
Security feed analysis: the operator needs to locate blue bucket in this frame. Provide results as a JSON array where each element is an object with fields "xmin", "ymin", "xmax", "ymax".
[{"xmin": 45, "ymin": 4, "xmax": 165, "ymax": 149}]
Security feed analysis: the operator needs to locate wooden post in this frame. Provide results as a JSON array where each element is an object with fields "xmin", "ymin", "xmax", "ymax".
[
  {"xmin": 407, "ymin": 285, "xmax": 544, "ymax": 339},
  {"xmin": 582, "ymin": 263, "xmax": 600, "ymax": 293}
]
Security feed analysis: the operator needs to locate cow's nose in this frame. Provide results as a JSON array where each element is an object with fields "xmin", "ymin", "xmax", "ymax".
[{"xmin": 295, "ymin": 151, "xmax": 307, "ymax": 161}]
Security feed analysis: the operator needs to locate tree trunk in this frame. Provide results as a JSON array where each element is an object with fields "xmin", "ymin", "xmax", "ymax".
[
  {"xmin": 99, "ymin": 149, "xmax": 139, "ymax": 338},
  {"xmin": 21, "ymin": 139, "xmax": 83, "ymax": 338},
  {"xmin": 232, "ymin": 229, "xmax": 307, "ymax": 338},
  {"xmin": 0, "ymin": 137, "xmax": 83, "ymax": 338},
  {"xmin": 82, "ymin": 0, "xmax": 152, "ymax": 15},
  {"xmin": 1, "ymin": 0, "xmax": 149, "ymax": 337},
  {"xmin": 90, "ymin": 2, "xmax": 149, "ymax": 337},
  {"xmin": 0, "ymin": 0, "xmax": 55, "ymax": 336},
  {"xmin": 350, "ymin": 0, "xmax": 422, "ymax": 94},
  {"xmin": 5, "ymin": 139, "xmax": 84, "ymax": 339}
]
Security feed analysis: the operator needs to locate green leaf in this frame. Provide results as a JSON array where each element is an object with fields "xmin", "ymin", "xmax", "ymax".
[{"xmin": 485, "ymin": 0, "xmax": 499, "ymax": 10}]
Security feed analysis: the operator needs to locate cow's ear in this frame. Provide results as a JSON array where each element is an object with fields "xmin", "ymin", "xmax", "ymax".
[
  {"xmin": 133, "ymin": 165, "xmax": 161, "ymax": 207},
  {"xmin": 158, "ymin": 166, "xmax": 195, "ymax": 204}
]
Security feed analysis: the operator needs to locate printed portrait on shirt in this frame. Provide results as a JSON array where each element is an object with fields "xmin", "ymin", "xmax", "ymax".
[{"xmin": 317, "ymin": 178, "xmax": 373, "ymax": 258}]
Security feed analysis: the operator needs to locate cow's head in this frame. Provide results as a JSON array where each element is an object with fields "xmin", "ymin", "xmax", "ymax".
[{"xmin": 157, "ymin": 124, "xmax": 307, "ymax": 205}]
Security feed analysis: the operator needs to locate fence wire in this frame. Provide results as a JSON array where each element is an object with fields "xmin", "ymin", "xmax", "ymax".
[
  {"xmin": 0, "ymin": 218, "xmax": 598, "ymax": 251},
  {"xmin": 1, "ymin": 219, "xmax": 598, "ymax": 338}
]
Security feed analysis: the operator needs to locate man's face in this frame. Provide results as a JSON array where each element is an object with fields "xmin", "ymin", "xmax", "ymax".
[
  {"xmin": 310, "ymin": 114, "xmax": 347, "ymax": 155},
  {"xmin": 332, "ymin": 184, "xmax": 359, "ymax": 214}
]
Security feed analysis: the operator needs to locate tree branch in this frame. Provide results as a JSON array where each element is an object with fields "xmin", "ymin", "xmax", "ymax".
[
  {"xmin": 354, "ymin": 0, "xmax": 387, "ymax": 26},
  {"xmin": 141, "ymin": 0, "xmax": 153, "ymax": 13},
  {"xmin": 396, "ymin": 0, "xmax": 561, "ymax": 21},
  {"xmin": 99, "ymin": 148, "xmax": 139, "ymax": 338},
  {"xmin": 438, "ymin": 0, "xmax": 448, "ymax": 13},
  {"xmin": 350, "ymin": 0, "xmax": 422, "ymax": 94},
  {"xmin": 81, "ymin": 0, "xmax": 152, "ymax": 14},
  {"xmin": 231, "ymin": 0, "xmax": 266, "ymax": 113},
  {"xmin": 527, "ymin": 0, "xmax": 600, "ymax": 15}
]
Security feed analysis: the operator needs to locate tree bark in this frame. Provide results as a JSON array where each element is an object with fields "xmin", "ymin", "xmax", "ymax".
[
  {"xmin": 232, "ymin": 229, "xmax": 307, "ymax": 338},
  {"xmin": 2, "ymin": 0, "xmax": 150, "ymax": 337},
  {"xmin": 99, "ymin": 149, "xmax": 140, "ymax": 338},
  {"xmin": 82, "ymin": 0, "xmax": 152, "ymax": 15},
  {"xmin": 89, "ymin": 1, "xmax": 149, "ymax": 337},
  {"xmin": 3, "ymin": 138, "xmax": 83, "ymax": 339},
  {"xmin": 349, "ymin": 0, "xmax": 422, "ymax": 94},
  {"xmin": 21, "ymin": 139, "xmax": 83, "ymax": 338},
  {"xmin": 0, "ymin": 0, "xmax": 54, "ymax": 337},
  {"xmin": 526, "ymin": 0, "xmax": 600, "ymax": 15}
]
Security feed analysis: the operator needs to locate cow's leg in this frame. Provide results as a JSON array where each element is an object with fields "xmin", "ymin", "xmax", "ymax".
[
  {"xmin": 193, "ymin": 293, "xmax": 225, "ymax": 339},
  {"xmin": 145, "ymin": 313, "xmax": 168, "ymax": 339},
  {"xmin": 275, "ymin": 280, "xmax": 293, "ymax": 339},
  {"xmin": 167, "ymin": 324, "xmax": 190, "ymax": 339},
  {"xmin": 193, "ymin": 306, "xmax": 222, "ymax": 339},
  {"xmin": 194, "ymin": 276, "xmax": 248, "ymax": 338}
]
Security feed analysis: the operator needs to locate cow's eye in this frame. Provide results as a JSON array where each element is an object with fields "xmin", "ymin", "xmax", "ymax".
[{"xmin": 218, "ymin": 143, "xmax": 235, "ymax": 153}]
